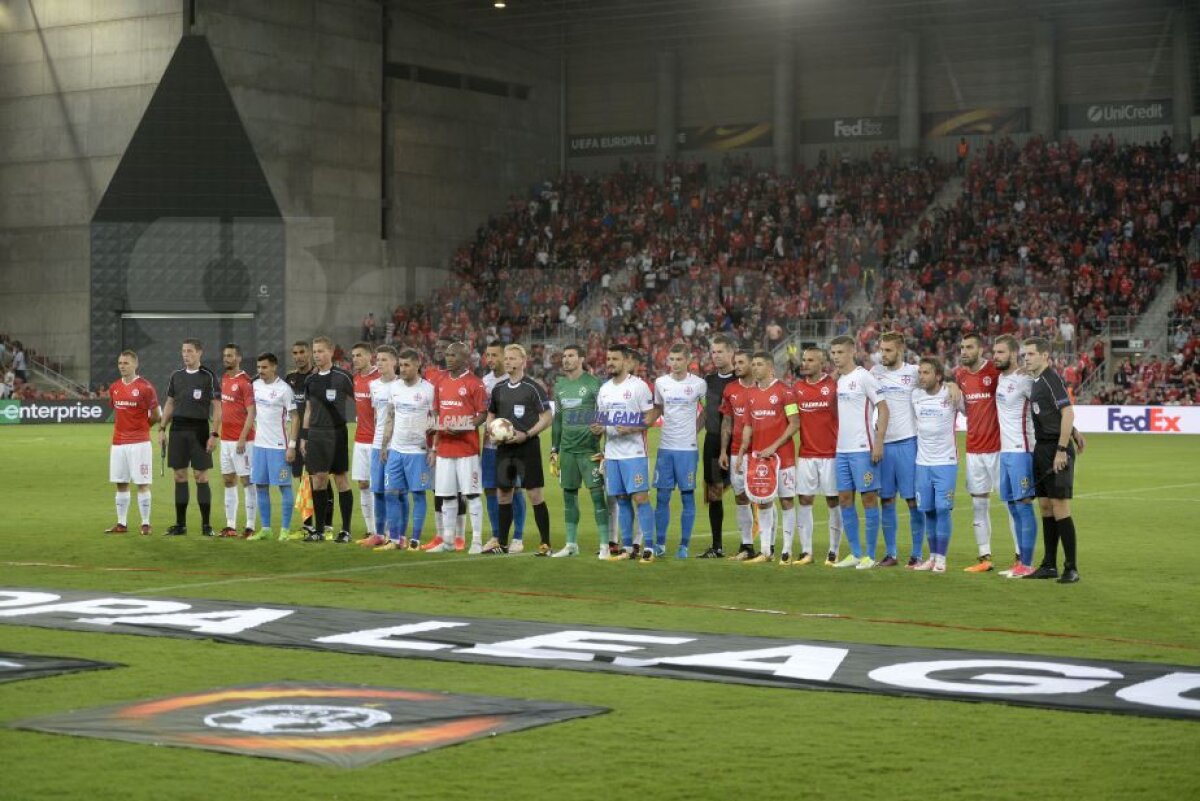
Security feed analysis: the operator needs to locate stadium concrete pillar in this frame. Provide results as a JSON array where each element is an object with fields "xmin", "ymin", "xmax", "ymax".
[
  {"xmin": 773, "ymin": 34, "xmax": 797, "ymax": 176},
  {"xmin": 898, "ymin": 31, "xmax": 920, "ymax": 162},
  {"xmin": 1030, "ymin": 20, "xmax": 1057, "ymax": 141},
  {"xmin": 1173, "ymin": 4, "xmax": 1195, "ymax": 151},
  {"xmin": 655, "ymin": 49, "xmax": 678, "ymax": 175}
]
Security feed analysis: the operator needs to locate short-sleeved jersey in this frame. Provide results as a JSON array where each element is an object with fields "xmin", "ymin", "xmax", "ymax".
[
  {"xmin": 954, "ymin": 360, "xmax": 1001, "ymax": 454},
  {"xmin": 703, "ymin": 371, "xmax": 735, "ymax": 435},
  {"xmin": 353, "ymin": 368, "xmax": 380, "ymax": 444},
  {"xmin": 435, "ymin": 369, "xmax": 488, "ymax": 457},
  {"xmin": 368, "ymin": 376, "xmax": 396, "ymax": 449},
  {"xmin": 303, "ymin": 368, "xmax": 355, "ymax": 430},
  {"xmin": 1030, "ymin": 368, "xmax": 1073, "ymax": 444},
  {"xmin": 912, "ymin": 385, "xmax": 959, "ymax": 466},
  {"xmin": 654, "ymin": 373, "xmax": 707, "ymax": 451},
  {"xmin": 252, "ymin": 377, "xmax": 296, "ymax": 450},
  {"xmin": 870, "ymin": 362, "xmax": 919, "ymax": 442},
  {"xmin": 836, "ymin": 366, "xmax": 884, "ymax": 453},
  {"xmin": 597, "ymin": 375, "xmax": 655, "ymax": 460},
  {"xmin": 424, "ymin": 365, "xmax": 448, "ymax": 387},
  {"xmin": 719, "ymin": 379, "xmax": 756, "ymax": 444},
  {"xmin": 110, "ymin": 376, "xmax": 159, "ymax": 445},
  {"xmin": 220, "ymin": 371, "xmax": 255, "ymax": 442},
  {"xmin": 489, "ymin": 376, "xmax": 551, "ymax": 438},
  {"xmin": 284, "ymin": 367, "xmax": 313, "ymax": 433},
  {"xmin": 553, "ymin": 372, "xmax": 602, "ymax": 454},
  {"xmin": 166, "ymin": 366, "xmax": 220, "ymax": 424},
  {"xmin": 792, "ymin": 376, "xmax": 838, "ymax": 459},
  {"xmin": 388, "ymin": 378, "xmax": 435, "ymax": 453},
  {"xmin": 745, "ymin": 380, "xmax": 798, "ymax": 466},
  {"xmin": 995, "ymin": 371, "xmax": 1035, "ymax": 453},
  {"xmin": 481, "ymin": 371, "xmax": 509, "ymax": 450}
]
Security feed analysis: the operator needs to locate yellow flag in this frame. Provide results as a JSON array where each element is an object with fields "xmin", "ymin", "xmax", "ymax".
[{"xmin": 295, "ymin": 470, "xmax": 314, "ymax": 521}]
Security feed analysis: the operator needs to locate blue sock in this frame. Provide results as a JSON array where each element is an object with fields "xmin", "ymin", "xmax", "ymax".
[
  {"xmin": 386, "ymin": 492, "xmax": 403, "ymax": 541},
  {"xmin": 840, "ymin": 505, "xmax": 862, "ymax": 558},
  {"xmin": 655, "ymin": 490, "xmax": 672, "ymax": 545},
  {"xmin": 410, "ymin": 492, "xmax": 427, "ymax": 542},
  {"xmin": 881, "ymin": 501, "xmax": 898, "ymax": 558},
  {"xmin": 936, "ymin": 508, "xmax": 952, "ymax": 556},
  {"xmin": 486, "ymin": 493, "xmax": 499, "ymax": 537},
  {"xmin": 636, "ymin": 499, "xmax": 656, "ymax": 551},
  {"xmin": 512, "ymin": 491, "xmax": 526, "ymax": 540},
  {"xmin": 925, "ymin": 510, "xmax": 939, "ymax": 554},
  {"xmin": 679, "ymin": 490, "xmax": 696, "ymax": 548},
  {"xmin": 280, "ymin": 484, "xmax": 294, "ymax": 531},
  {"xmin": 908, "ymin": 503, "xmax": 925, "ymax": 559},
  {"xmin": 1011, "ymin": 501, "xmax": 1037, "ymax": 565},
  {"xmin": 617, "ymin": 497, "xmax": 634, "ymax": 548},
  {"xmin": 256, "ymin": 486, "xmax": 272, "ymax": 529},
  {"xmin": 864, "ymin": 504, "xmax": 881, "ymax": 559},
  {"xmin": 373, "ymin": 492, "xmax": 387, "ymax": 536}
]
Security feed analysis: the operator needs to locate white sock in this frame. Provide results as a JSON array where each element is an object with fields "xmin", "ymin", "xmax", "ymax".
[
  {"xmin": 225, "ymin": 486, "xmax": 239, "ymax": 528},
  {"xmin": 468, "ymin": 496, "xmax": 484, "ymax": 542},
  {"xmin": 243, "ymin": 484, "xmax": 257, "ymax": 529},
  {"xmin": 758, "ymin": 505, "xmax": 775, "ymax": 555},
  {"xmin": 736, "ymin": 504, "xmax": 754, "ymax": 545},
  {"xmin": 828, "ymin": 504, "xmax": 843, "ymax": 554},
  {"xmin": 780, "ymin": 505, "xmax": 795, "ymax": 555},
  {"xmin": 441, "ymin": 497, "xmax": 458, "ymax": 544},
  {"xmin": 115, "ymin": 491, "xmax": 131, "ymax": 526},
  {"xmin": 359, "ymin": 488, "xmax": 374, "ymax": 534},
  {"xmin": 607, "ymin": 497, "xmax": 619, "ymax": 543},
  {"xmin": 972, "ymin": 496, "xmax": 992, "ymax": 557},
  {"xmin": 1007, "ymin": 507, "xmax": 1019, "ymax": 557},
  {"xmin": 797, "ymin": 503, "xmax": 814, "ymax": 555},
  {"xmin": 137, "ymin": 491, "xmax": 151, "ymax": 525}
]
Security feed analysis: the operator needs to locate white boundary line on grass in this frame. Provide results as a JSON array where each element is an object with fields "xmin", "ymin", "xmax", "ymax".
[{"xmin": 1074, "ymin": 481, "xmax": 1200, "ymax": 499}]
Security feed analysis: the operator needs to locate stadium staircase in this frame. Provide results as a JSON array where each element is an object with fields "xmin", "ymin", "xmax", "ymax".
[
  {"xmin": 542, "ymin": 261, "xmax": 640, "ymax": 351},
  {"xmin": 1076, "ymin": 278, "xmax": 1183, "ymax": 401}
]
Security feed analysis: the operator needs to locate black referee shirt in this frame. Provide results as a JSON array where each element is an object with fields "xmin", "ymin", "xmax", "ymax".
[
  {"xmin": 703, "ymin": 372, "xmax": 734, "ymax": 435},
  {"xmin": 303, "ymin": 368, "xmax": 355, "ymax": 430},
  {"xmin": 167, "ymin": 366, "xmax": 219, "ymax": 426},
  {"xmin": 1030, "ymin": 367, "xmax": 1073, "ymax": 444},
  {"xmin": 489, "ymin": 376, "xmax": 550, "ymax": 437},
  {"xmin": 285, "ymin": 367, "xmax": 313, "ymax": 432}
]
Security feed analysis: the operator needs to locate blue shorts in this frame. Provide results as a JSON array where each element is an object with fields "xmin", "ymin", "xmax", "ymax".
[
  {"xmin": 606, "ymin": 456, "xmax": 650, "ymax": 496},
  {"xmin": 915, "ymin": 464, "xmax": 958, "ymax": 512},
  {"xmin": 481, "ymin": 447, "xmax": 498, "ymax": 489},
  {"xmin": 369, "ymin": 448, "xmax": 386, "ymax": 493},
  {"xmin": 251, "ymin": 447, "xmax": 292, "ymax": 486},
  {"xmin": 654, "ymin": 449, "xmax": 698, "ymax": 491},
  {"xmin": 835, "ymin": 451, "xmax": 881, "ymax": 493},
  {"xmin": 384, "ymin": 451, "xmax": 432, "ymax": 493},
  {"xmin": 880, "ymin": 436, "xmax": 917, "ymax": 500},
  {"xmin": 998, "ymin": 452, "xmax": 1036, "ymax": 502}
]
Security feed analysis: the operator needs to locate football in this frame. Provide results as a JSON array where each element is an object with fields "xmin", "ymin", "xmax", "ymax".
[{"xmin": 487, "ymin": 417, "xmax": 516, "ymax": 443}]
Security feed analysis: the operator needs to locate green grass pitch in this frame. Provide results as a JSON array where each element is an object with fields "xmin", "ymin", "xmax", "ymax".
[{"xmin": 1, "ymin": 425, "xmax": 1198, "ymax": 800}]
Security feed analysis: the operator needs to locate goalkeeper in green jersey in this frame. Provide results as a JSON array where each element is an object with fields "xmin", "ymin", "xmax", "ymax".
[{"xmin": 549, "ymin": 344, "xmax": 611, "ymax": 557}]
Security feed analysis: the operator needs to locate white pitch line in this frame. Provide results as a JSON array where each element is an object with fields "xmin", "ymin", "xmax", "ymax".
[
  {"xmin": 1074, "ymin": 481, "xmax": 1200, "ymax": 499},
  {"xmin": 1082, "ymin": 496, "xmax": 1200, "ymax": 503}
]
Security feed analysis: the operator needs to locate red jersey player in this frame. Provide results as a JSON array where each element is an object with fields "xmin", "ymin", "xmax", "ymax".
[
  {"xmin": 429, "ymin": 342, "xmax": 490, "ymax": 552},
  {"xmin": 791, "ymin": 346, "xmax": 843, "ymax": 565},
  {"xmin": 737, "ymin": 352, "xmax": 799, "ymax": 563},
  {"xmin": 718, "ymin": 350, "xmax": 758, "ymax": 558},
  {"xmin": 108, "ymin": 350, "xmax": 160, "ymax": 535},
  {"xmin": 351, "ymin": 342, "xmax": 381, "ymax": 538},
  {"xmin": 218, "ymin": 344, "xmax": 257, "ymax": 537}
]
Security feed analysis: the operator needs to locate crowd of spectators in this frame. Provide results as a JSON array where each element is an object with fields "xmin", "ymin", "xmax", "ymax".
[{"xmin": 1090, "ymin": 289, "xmax": 1199, "ymax": 405}]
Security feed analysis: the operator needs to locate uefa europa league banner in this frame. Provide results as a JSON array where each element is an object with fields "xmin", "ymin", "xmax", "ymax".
[{"xmin": 0, "ymin": 589, "xmax": 1197, "ymax": 722}]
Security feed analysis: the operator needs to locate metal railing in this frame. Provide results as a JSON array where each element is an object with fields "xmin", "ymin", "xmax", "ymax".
[{"xmin": 30, "ymin": 356, "xmax": 89, "ymax": 397}]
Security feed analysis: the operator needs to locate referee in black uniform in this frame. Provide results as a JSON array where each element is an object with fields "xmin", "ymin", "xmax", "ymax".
[
  {"xmin": 1022, "ymin": 337, "xmax": 1082, "ymax": 584},
  {"xmin": 285, "ymin": 340, "xmax": 320, "ymax": 532},
  {"xmin": 700, "ymin": 333, "xmax": 737, "ymax": 557},
  {"xmin": 482, "ymin": 344, "xmax": 554, "ymax": 555},
  {"xmin": 299, "ymin": 336, "xmax": 356, "ymax": 542},
  {"xmin": 159, "ymin": 338, "xmax": 222, "ymax": 536}
]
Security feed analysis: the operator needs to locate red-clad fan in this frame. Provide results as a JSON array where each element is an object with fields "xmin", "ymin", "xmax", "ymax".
[
  {"xmin": 350, "ymin": 342, "xmax": 381, "ymax": 538},
  {"xmin": 790, "ymin": 345, "xmax": 843, "ymax": 565},
  {"xmin": 107, "ymin": 350, "xmax": 161, "ymax": 535},
  {"xmin": 428, "ymin": 342, "xmax": 490, "ymax": 553},
  {"xmin": 218, "ymin": 344, "xmax": 257, "ymax": 537},
  {"xmin": 718, "ymin": 349, "xmax": 758, "ymax": 558}
]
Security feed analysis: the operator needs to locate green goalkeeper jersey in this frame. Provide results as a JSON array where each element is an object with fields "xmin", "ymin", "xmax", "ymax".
[{"xmin": 552, "ymin": 372, "xmax": 602, "ymax": 454}]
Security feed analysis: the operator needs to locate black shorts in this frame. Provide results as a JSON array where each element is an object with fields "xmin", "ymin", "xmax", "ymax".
[
  {"xmin": 703, "ymin": 432, "xmax": 730, "ymax": 487},
  {"xmin": 306, "ymin": 428, "xmax": 348, "ymax": 475},
  {"xmin": 168, "ymin": 423, "xmax": 213, "ymax": 471},
  {"xmin": 496, "ymin": 438, "xmax": 544, "ymax": 490},
  {"xmin": 291, "ymin": 431, "xmax": 307, "ymax": 478},
  {"xmin": 1033, "ymin": 442, "xmax": 1075, "ymax": 500}
]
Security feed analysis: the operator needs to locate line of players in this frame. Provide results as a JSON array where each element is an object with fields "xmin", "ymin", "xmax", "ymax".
[{"xmin": 105, "ymin": 331, "xmax": 1082, "ymax": 581}]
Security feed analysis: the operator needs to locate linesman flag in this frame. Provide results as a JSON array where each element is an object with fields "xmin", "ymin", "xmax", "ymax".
[{"xmin": 294, "ymin": 471, "xmax": 314, "ymax": 521}]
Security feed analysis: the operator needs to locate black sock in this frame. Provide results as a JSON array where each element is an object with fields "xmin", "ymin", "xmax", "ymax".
[
  {"xmin": 326, "ymin": 490, "xmax": 335, "ymax": 528},
  {"xmin": 339, "ymin": 489, "xmax": 354, "ymax": 533},
  {"xmin": 708, "ymin": 500, "xmax": 724, "ymax": 550},
  {"xmin": 434, "ymin": 495, "xmax": 444, "ymax": 514},
  {"xmin": 1041, "ymin": 515, "xmax": 1059, "ymax": 568},
  {"xmin": 196, "ymin": 483, "xmax": 211, "ymax": 526},
  {"xmin": 313, "ymin": 488, "xmax": 329, "ymax": 533},
  {"xmin": 457, "ymin": 494, "xmax": 466, "ymax": 518},
  {"xmin": 498, "ymin": 502, "xmax": 513, "ymax": 548},
  {"xmin": 174, "ymin": 482, "xmax": 189, "ymax": 525},
  {"xmin": 1058, "ymin": 516, "xmax": 1077, "ymax": 569},
  {"xmin": 533, "ymin": 502, "xmax": 551, "ymax": 546}
]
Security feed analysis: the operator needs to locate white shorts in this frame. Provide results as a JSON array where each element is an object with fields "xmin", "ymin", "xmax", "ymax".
[
  {"xmin": 777, "ymin": 464, "xmax": 798, "ymax": 499},
  {"xmin": 110, "ymin": 442, "xmax": 153, "ymax": 485},
  {"xmin": 965, "ymin": 451, "xmax": 1000, "ymax": 495},
  {"xmin": 219, "ymin": 440, "xmax": 253, "ymax": 477},
  {"xmin": 352, "ymin": 442, "xmax": 374, "ymax": 482},
  {"xmin": 435, "ymin": 455, "xmax": 482, "ymax": 497},
  {"xmin": 796, "ymin": 457, "xmax": 837, "ymax": 497},
  {"xmin": 731, "ymin": 459, "xmax": 747, "ymax": 496}
]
